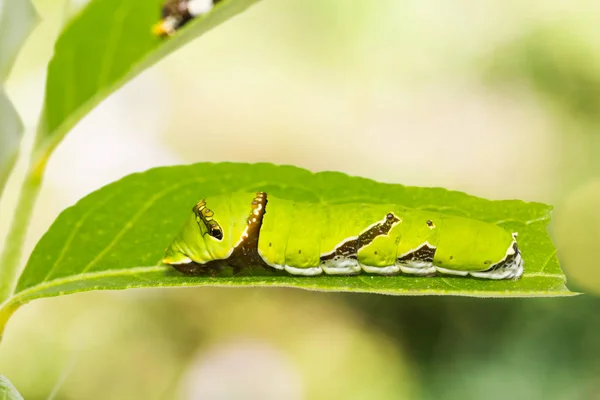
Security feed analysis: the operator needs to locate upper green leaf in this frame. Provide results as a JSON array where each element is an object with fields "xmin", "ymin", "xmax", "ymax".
[
  {"xmin": 0, "ymin": 92, "xmax": 23, "ymax": 196},
  {"xmin": 34, "ymin": 0, "xmax": 260, "ymax": 161},
  {"xmin": 11, "ymin": 163, "xmax": 573, "ymax": 305},
  {"xmin": 0, "ymin": 375, "xmax": 23, "ymax": 400},
  {"xmin": 0, "ymin": 0, "xmax": 38, "ymax": 80},
  {"xmin": 0, "ymin": 0, "xmax": 38, "ymax": 197}
]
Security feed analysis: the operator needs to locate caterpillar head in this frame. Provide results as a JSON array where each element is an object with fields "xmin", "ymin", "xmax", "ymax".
[
  {"xmin": 162, "ymin": 198, "xmax": 224, "ymax": 266},
  {"xmin": 163, "ymin": 192, "xmax": 267, "ymax": 271}
]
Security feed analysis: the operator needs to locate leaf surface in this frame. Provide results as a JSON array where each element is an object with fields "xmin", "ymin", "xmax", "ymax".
[
  {"xmin": 34, "ymin": 0, "xmax": 260, "ymax": 160},
  {"xmin": 11, "ymin": 163, "xmax": 574, "ymax": 305}
]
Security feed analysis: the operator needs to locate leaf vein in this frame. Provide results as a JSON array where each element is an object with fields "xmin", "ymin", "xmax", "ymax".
[
  {"xmin": 537, "ymin": 249, "xmax": 558, "ymax": 274},
  {"xmin": 79, "ymin": 178, "xmax": 204, "ymax": 275},
  {"xmin": 523, "ymin": 271, "xmax": 562, "ymax": 278},
  {"xmin": 40, "ymin": 191, "xmax": 120, "ymax": 283},
  {"xmin": 16, "ymin": 265, "xmax": 170, "ymax": 299},
  {"xmin": 96, "ymin": 1, "xmax": 132, "ymax": 90},
  {"xmin": 440, "ymin": 277, "xmax": 460, "ymax": 289}
]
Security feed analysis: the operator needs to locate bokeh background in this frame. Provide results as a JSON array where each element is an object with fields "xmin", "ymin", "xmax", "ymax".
[{"xmin": 1, "ymin": 0, "xmax": 600, "ymax": 398}]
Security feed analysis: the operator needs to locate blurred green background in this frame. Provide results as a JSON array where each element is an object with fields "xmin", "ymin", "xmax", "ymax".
[{"xmin": 1, "ymin": 0, "xmax": 600, "ymax": 398}]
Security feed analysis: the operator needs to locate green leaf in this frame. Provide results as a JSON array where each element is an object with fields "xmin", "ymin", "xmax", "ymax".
[
  {"xmin": 9, "ymin": 163, "xmax": 573, "ymax": 309},
  {"xmin": 34, "ymin": 0, "xmax": 260, "ymax": 161},
  {"xmin": 0, "ymin": 92, "xmax": 23, "ymax": 196},
  {"xmin": 0, "ymin": 0, "xmax": 38, "ymax": 197},
  {"xmin": 0, "ymin": 0, "xmax": 38, "ymax": 80},
  {"xmin": 0, "ymin": 375, "xmax": 23, "ymax": 400}
]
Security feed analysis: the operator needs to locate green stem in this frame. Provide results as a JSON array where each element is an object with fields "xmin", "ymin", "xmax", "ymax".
[
  {"xmin": 0, "ymin": 299, "xmax": 19, "ymax": 341},
  {"xmin": 0, "ymin": 164, "xmax": 44, "ymax": 304}
]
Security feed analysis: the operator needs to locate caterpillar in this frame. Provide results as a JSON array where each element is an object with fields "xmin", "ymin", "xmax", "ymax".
[
  {"xmin": 163, "ymin": 192, "xmax": 524, "ymax": 279},
  {"xmin": 153, "ymin": 0, "xmax": 221, "ymax": 36}
]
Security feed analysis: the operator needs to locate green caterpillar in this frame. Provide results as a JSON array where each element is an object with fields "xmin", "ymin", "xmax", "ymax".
[{"xmin": 163, "ymin": 192, "xmax": 524, "ymax": 279}]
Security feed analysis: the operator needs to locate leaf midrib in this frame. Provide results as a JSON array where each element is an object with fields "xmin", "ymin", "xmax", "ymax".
[{"xmin": 10, "ymin": 265, "xmax": 569, "ymax": 305}]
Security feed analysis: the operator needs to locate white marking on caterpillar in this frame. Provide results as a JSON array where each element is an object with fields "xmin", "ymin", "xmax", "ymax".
[
  {"xmin": 283, "ymin": 265, "xmax": 323, "ymax": 276},
  {"xmin": 188, "ymin": 0, "xmax": 214, "ymax": 16},
  {"xmin": 360, "ymin": 264, "xmax": 400, "ymax": 275},
  {"xmin": 398, "ymin": 263, "xmax": 436, "ymax": 275},
  {"xmin": 321, "ymin": 257, "xmax": 361, "ymax": 275},
  {"xmin": 435, "ymin": 266, "xmax": 469, "ymax": 276}
]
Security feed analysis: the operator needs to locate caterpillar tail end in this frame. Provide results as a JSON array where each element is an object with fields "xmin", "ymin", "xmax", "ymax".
[{"xmin": 469, "ymin": 242, "xmax": 524, "ymax": 280}]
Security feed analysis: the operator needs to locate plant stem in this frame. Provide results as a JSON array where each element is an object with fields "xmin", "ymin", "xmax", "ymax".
[
  {"xmin": 0, "ymin": 160, "xmax": 45, "ymax": 304},
  {"xmin": 0, "ymin": 299, "xmax": 19, "ymax": 341}
]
